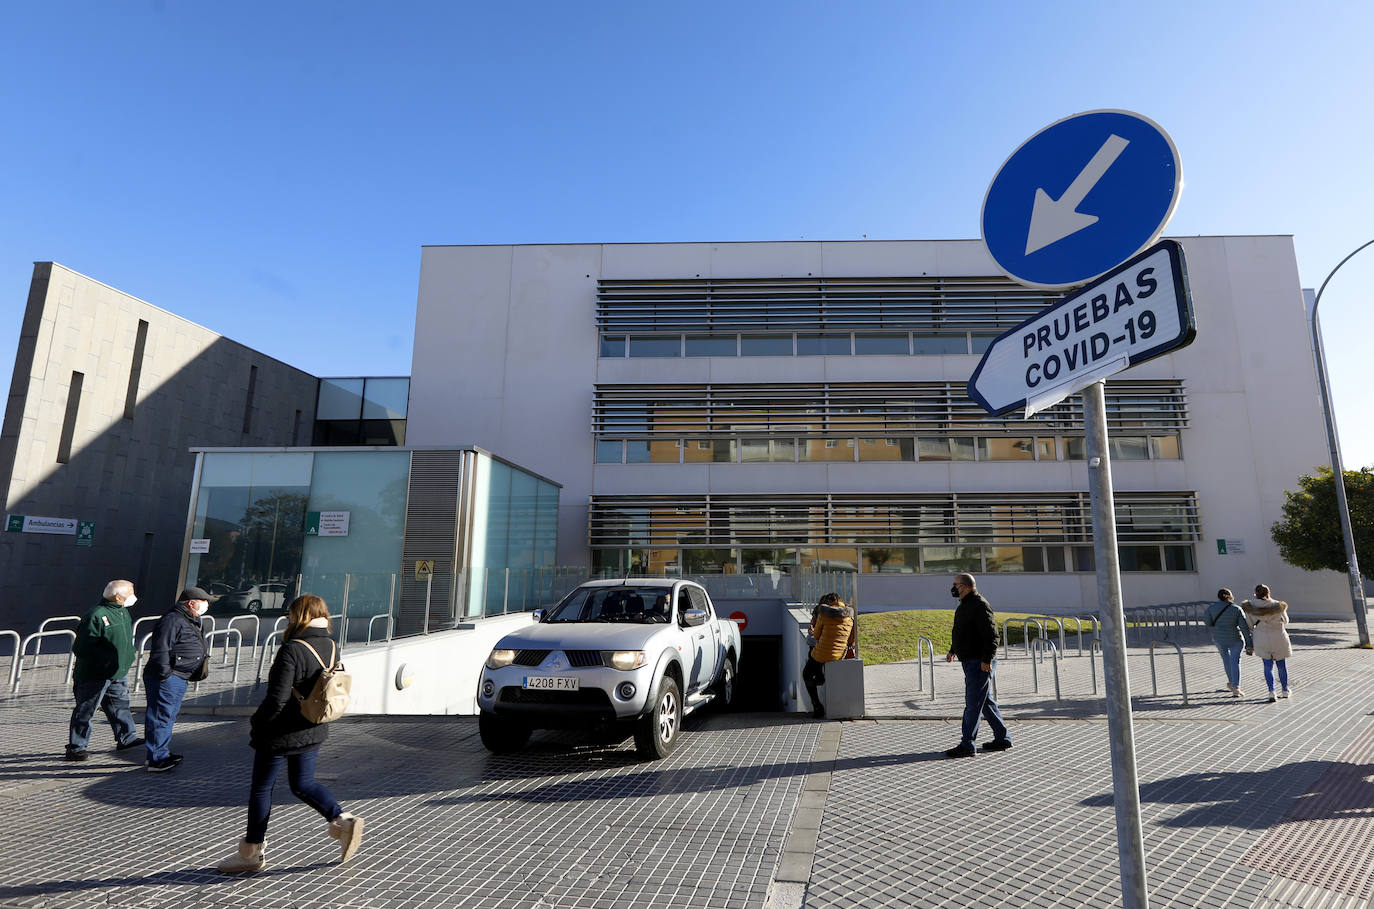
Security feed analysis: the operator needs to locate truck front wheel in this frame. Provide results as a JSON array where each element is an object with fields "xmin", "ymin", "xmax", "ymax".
[
  {"xmin": 634, "ymin": 676, "xmax": 682, "ymax": 759},
  {"xmin": 479, "ymin": 712, "xmax": 531, "ymax": 753}
]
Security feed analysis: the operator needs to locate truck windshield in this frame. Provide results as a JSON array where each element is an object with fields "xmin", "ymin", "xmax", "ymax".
[{"xmin": 545, "ymin": 586, "xmax": 674, "ymax": 623}]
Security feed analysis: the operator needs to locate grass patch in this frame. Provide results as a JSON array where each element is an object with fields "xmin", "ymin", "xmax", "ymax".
[{"xmin": 856, "ymin": 609, "xmax": 1092, "ymax": 665}]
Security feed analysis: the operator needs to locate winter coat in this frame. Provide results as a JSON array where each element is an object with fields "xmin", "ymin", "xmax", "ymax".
[
  {"xmin": 1204, "ymin": 600, "xmax": 1253, "ymax": 649},
  {"xmin": 72, "ymin": 601, "xmax": 135, "ymax": 682},
  {"xmin": 809, "ymin": 604, "xmax": 856, "ymax": 663},
  {"xmin": 950, "ymin": 592, "xmax": 999, "ymax": 664},
  {"xmin": 250, "ymin": 626, "xmax": 336, "ymax": 754},
  {"xmin": 1243, "ymin": 598, "xmax": 1292, "ymax": 660},
  {"xmin": 143, "ymin": 604, "xmax": 206, "ymax": 681}
]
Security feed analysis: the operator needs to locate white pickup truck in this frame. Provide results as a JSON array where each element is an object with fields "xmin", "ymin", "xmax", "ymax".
[{"xmin": 476, "ymin": 578, "xmax": 742, "ymax": 759}]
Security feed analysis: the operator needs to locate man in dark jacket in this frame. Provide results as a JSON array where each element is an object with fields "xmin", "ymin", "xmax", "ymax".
[
  {"xmin": 142, "ymin": 587, "xmax": 210, "ymax": 772},
  {"xmin": 944, "ymin": 573, "xmax": 1010, "ymax": 758},
  {"xmin": 66, "ymin": 580, "xmax": 143, "ymax": 761}
]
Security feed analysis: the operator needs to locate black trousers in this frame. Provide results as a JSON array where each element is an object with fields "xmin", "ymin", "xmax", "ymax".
[{"xmin": 803, "ymin": 657, "xmax": 826, "ymax": 708}]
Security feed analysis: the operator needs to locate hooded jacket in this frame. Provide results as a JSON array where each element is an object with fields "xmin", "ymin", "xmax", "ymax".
[{"xmin": 809, "ymin": 603, "xmax": 856, "ymax": 663}]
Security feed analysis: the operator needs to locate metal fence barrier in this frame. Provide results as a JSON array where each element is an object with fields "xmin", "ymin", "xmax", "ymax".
[
  {"xmin": 1148, "ymin": 639, "xmax": 1189, "ymax": 705},
  {"xmin": 225, "ymin": 615, "xmax": 260, "ymax": 661},
  {"xmin": 13, "ymin": 629, "xmax": 76, "ymax": 692},
  {"xmin": 1030, "ymin": 638, "xmax": 1062, "ymax": 700},
  {"xmin": 28, "ymin": 615, "xmax": 80, "ymax": 667},
  {"xmin": 914, "ymin": 635, "xmax": 936, "ymax": 700},
  {"xmin": 132, "ymin": 633, "xmax": 154, "ymax": 692},
  {"xmin": 1002, "ymin": 617, "xmax": 1045, "ymax": 657},
  {"xmin": 2, "ymin": 629, "xmax": 20, "ymax": 689},
  {"xmin": 367, "ymin": 613, "xmax": 391, "ymax": 644},
  {"xmin": 197, "ymin": 628, "xmax": 243, "ymax": 688},
  {"xmin": 1027, "ymin": 615, "xmax": 1067, "ymax": 653},
  {"xmin": 257, "ymin": 630, "xmax": 285, "ymax": 683}
]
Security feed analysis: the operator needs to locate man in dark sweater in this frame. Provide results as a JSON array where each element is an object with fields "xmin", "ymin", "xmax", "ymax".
[{"xmin": 944, "ymin": 573, "xmax": 1010, "ymax": 758}]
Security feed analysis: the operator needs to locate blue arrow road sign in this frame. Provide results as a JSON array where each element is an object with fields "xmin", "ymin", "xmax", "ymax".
[{"xmin": 981, "ymin": 110, "xmax": 1181, "ymax": 290}]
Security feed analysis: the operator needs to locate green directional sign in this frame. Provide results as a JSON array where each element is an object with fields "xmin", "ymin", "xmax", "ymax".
[
  {"xmin": 5, "ymin": 515, "xmax": 22, "ymax": 532},
  {"xmin": 76, "ymin": 521, "xmax": 95, "ymax": 547}
]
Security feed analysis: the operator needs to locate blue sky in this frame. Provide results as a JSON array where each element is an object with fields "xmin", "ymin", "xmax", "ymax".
[{"xmin": 2, "ymin": 1, "xmax": 1373, "ymax": 468}]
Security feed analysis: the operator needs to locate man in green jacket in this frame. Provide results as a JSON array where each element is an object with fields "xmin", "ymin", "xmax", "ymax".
[{"xmin": 66, "ymin": 580, "xmax": 143, "ymax": 761}]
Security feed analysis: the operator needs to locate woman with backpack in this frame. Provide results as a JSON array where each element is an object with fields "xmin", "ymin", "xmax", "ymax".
[{"xmin": 217, "ymin": 595, "xmax": 364, "ymax": 873}]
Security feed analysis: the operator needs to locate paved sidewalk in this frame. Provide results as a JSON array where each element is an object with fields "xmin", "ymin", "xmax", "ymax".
[{"xmin": 0, "ymin": 620, "xmax": 1369, "ymax": 908}]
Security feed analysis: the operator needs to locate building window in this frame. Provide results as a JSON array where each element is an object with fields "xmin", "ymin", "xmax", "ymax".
[
  {"xmin": 57, "ymin": 371, "xmax": 84, "ymax": 464},
  {"xmin": 123, "ymin": 320, "xmax": 148, "ymax": 420}
]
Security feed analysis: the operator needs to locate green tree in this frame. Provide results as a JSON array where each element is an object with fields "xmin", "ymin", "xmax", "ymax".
[{"xmin": 1270, "ymin": 467, "xmax": 1374, "ymax": 573}]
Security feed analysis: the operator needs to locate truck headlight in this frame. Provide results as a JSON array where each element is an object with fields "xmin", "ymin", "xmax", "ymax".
[
  {"xmin": 486, "ymin": 649, "xmax": 516, "ymax": 669},
  {"xmin": 607, "ymin": 650, "xmax": 647, "ymax": 671}
]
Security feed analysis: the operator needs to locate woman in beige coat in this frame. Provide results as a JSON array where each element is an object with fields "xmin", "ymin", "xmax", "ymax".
[{"xmin": 1242, "ymin": 584, "xmax": 1292, "ymax": 703}]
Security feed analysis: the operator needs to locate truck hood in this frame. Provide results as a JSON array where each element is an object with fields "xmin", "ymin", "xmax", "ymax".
[{"xmin": 496, "ymin": 622, "xmax": 672, "ymax": 652}]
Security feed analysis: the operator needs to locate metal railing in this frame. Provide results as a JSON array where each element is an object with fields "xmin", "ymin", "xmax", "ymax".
[
  {"xmin": 1148, "ymin": 640, "xmax": 1189, "ymax": 705},
  {"xmin": 12, "ymin": 629, "xmax": 76, "ymax": 692},
  {"xmin": 225, "ymin": 615, "xmax": 260, "ymax": 661},
  {"xmin": 1, "ymin": 629, "xmax": 20, "ymax": 690},
  {"xmin": 914, "ymin": 635, "xmax": 936, "ymax": 700},
  {"xmin": 197, "ymin": 629, "xmax": 243, "ymax": 688},
  {"xmin": 367, "ymin": 613, "xmax": 391, "ymax": 644},
  {"xmin": 28, "ymin": 615, "xmax": 80, "ymax": 667},
  {"xmin": 1030, "ymin": 638, "xmax": 1061, "ymax": 700},
  {"xmin": 257, "ymin": 630, "xmax": 285, "ymax": 683},
  {"xmin": 1002, "ymin": 617, "xmax": 1045, "ymax": 657},
  {"xmin": 132, "ymin": 633, "xmax": 154, "ymax": 692},
  {"xmin": 1027, "ymin": 615, "xmax": 1067, "ymax": 653}
]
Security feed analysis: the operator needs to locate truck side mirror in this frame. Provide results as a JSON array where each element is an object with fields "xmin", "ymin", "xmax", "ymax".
[{"xmin": 683, "ymin": 608, "xmax": 708, "ymax": 627}]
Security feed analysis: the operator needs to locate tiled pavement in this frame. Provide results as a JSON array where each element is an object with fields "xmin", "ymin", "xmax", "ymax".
[{"xmin": 1, "ymin": 619, "xmax": 1371, "ymax": 908}]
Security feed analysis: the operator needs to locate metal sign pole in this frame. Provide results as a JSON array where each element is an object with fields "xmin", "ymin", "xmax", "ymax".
[{"xmin": 1084, "ymin": 380, "xmax": 1148, "ymax": 908}]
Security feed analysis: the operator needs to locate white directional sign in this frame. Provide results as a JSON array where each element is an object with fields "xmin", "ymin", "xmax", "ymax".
[{"xmin": 967, "ymin": 240, "xmax": 1194, "ymax": 416}]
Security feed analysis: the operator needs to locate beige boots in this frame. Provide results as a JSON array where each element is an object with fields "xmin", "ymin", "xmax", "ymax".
[
  {"xmin": 328, "ymin": 812, "xmax": 365, "ymax": 863},
  {"xmin": 214, "ymin": 814, "xmax": 361, "ymax": 873},
  {"xmin": 216, "ymin": 839, "xmax": 265, "ymax": 873}
]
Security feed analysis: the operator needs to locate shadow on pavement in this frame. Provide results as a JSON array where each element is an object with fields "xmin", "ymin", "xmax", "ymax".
[
  {"xmin": 0, "ymin": 861, "xmax": 332, "ymax": 901},
  {"xmin": 1079, "ymin": 759, "xmax": 1374, "ymax": 827}
]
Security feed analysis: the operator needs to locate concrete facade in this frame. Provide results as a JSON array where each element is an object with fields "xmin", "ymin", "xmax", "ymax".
[
  {"xmin": 407, "ymin": 236, "xmax": 1351, "ymax": 615},
  {"xmin": 0, "ymin": 263, "xmax": 319, "ymax": 631}
]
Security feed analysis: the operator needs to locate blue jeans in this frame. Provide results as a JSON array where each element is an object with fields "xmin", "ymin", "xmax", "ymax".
[
  {"xmin": 1262, "ymin": 659, "xmax": 1289, "ymax": 692},
  {"xmin": 960, "ymin": 660, "xmax": 1009, "ymax": 748},
  {"xmin": 246, "ymin": 747, "xmax": 343, "ymax": 844},
  {"xmin": 1215, "ymin": 643, "xmax": 1243, "ymax": 688},
  {"xmin": 68, "ymin": 677, "xmax": 138, "ymax": 753},
  {"xmin": 142, "ymin": 673, "xmax": 189, "ymax": 762}
]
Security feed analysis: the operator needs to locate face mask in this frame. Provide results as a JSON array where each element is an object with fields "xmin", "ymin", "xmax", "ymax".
[
  {"xmin": 194, "ymin": 601, "xmax": 210, "ymax": 617},
  {"xmin": 123, "ymin": 594, "xmax": 138, "ymax": 608},
  {"xmin": 950, "ymin": 584, "xmax": 961, "ymax": 599}
]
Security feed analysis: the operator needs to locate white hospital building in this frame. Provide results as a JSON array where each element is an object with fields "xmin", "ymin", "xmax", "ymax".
[{"xmin": 405, "ymin": 235, "xmax": 1349, "ymax": 615}]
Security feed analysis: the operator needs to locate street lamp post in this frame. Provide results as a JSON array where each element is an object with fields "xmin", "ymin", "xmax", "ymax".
[{"xmin": 1310, "ymin": 238, "xmax": 1373, "ymax": 647}]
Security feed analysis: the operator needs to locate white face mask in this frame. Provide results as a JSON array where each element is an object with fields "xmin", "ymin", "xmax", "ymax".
[
  {"xmin": 123, "ymin": 594, "xmax": 138, "ymax": 608},
  {"xmin": 193, "ymin": 600, "xmax": 210, "ymax": 616}
]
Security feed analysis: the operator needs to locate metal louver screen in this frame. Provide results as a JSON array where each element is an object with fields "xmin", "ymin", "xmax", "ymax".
[
  {"xmin": 396, "ymin": 450, "xmax": 465, "ymax": 636},
  {"xmin": 591, "ymin": 380, "xmax": 1187, "ymax": 436},
  {"xmin": 587, "ymin": 491, "xmax": 1201, "ymax": 547},
  {"xmin": 597, "ymin": 275, "xmax": 1060, "ymax": 333}
]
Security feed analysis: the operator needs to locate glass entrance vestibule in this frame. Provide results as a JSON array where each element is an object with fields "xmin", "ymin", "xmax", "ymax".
[{"xmin": 181, "ymin": 447, "xmax": 562, "ymax": 643}]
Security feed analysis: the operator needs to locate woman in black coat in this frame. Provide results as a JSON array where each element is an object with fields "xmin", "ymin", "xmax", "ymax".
[{"xmin": 217, "ymin": 595, "xmax": 364, "ymax": 873}]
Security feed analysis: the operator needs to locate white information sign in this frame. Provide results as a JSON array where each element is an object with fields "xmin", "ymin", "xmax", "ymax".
[
  {"xmin": 189, "ymin": 538, "xmax": 211, "ymax": 554},
  {"xmin": 318, "ymin": 511, "xmax": 350, "ymax": 537},
  {"xmin": 6, "ymin": 514, "xmax": 78, "ymax": 535}
]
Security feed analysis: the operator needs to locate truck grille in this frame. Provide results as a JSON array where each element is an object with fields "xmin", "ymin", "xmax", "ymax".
[
  {"xmin": 499, "ymin": 687, "xmax": 612, "ymax": 707},
  {"xmin": 565, "ymin": 650, "xmax": 604, "ymax": 668},
  {"xmin": 513, "ymin": 649, "xmax": 550, "ymax": 667}
]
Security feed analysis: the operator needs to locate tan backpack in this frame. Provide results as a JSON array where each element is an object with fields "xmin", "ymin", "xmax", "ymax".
[{"xmin": 291, "ymin": 639, "xmax": 351, "ymax": 724}]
